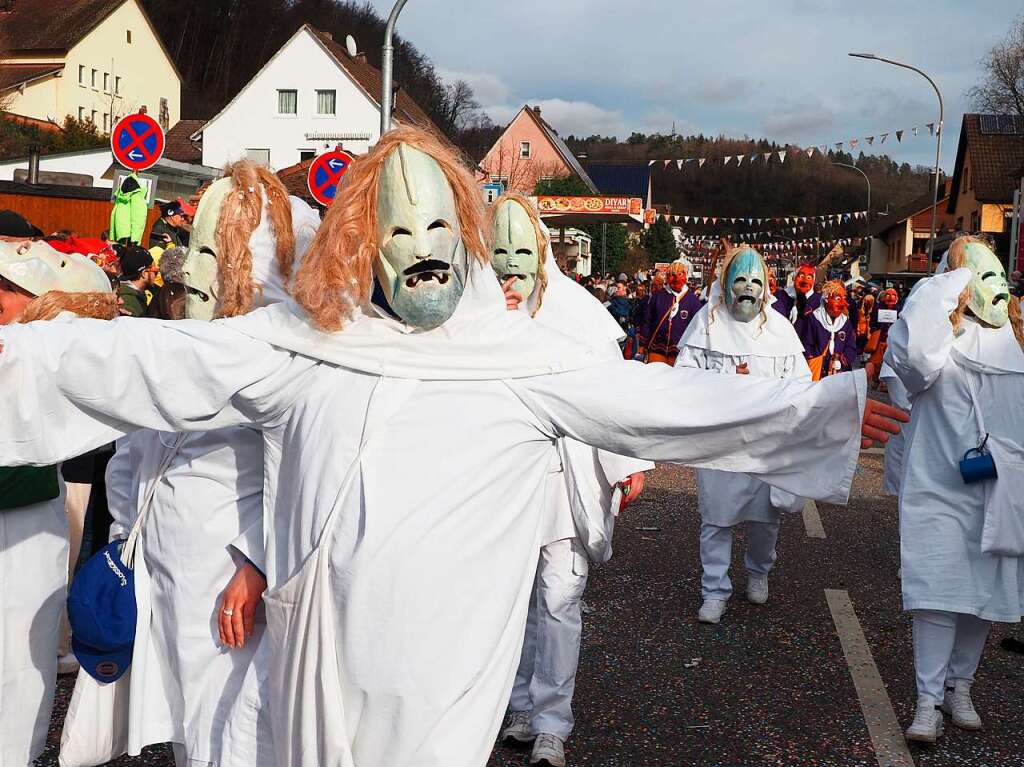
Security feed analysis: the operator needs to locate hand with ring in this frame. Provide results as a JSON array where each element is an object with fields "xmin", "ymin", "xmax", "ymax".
[{"xmin": 217, "ymin": 561, "xmax": 267, "ymax": 649}]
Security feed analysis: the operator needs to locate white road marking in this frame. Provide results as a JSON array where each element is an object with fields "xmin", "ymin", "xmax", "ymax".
[
  {"xmin": 825, "ymin": 589, "xmax": 914, "ymax": 767},
  {"xmin": 802, "ymin": 499, "xmax": 826, "ymax": 539}
]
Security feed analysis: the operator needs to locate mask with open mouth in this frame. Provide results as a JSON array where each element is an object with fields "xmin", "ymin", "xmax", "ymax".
[
  {"xmin": 182, "ymin": 177, "xmax": 233, "ymax": 321},
  {"xmin": 725, "ymin": 246, "xmax": 766, "ymax": 323},
  {"xmin": 374, "ymin": 143, "xmax": 467, "ymax": 330},
  {"xmin": 963, "ymin": 241, "xmax": 1010, "ymax": 328},
  {"xmin": 491, "ymin": 198, "xmax": 540, "ymax": 303}
]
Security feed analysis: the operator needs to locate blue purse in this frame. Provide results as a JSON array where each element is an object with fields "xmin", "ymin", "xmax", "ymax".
[{"xmin": 960, "ymin": 433, "xmax": 998, "ymax": 484}]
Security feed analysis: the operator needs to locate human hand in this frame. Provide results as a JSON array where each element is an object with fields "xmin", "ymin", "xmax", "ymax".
[
  {"xmin": 218, "ymin": 561, "xmax": 267, "ymax": 649},
  {"xmin": 735, "ymin": 362, "xmax": 749, "ymax": 375},
  {"xmin": 502, "ymin": 277, "xmax": 524, "ymax": 311},
  {"xmin": 619, "ymin": 472, "xmax": 646, "ymax": 511},
  {"xmin": 860, "ymin": 398, "xmax": 909, "ymax": 449}
]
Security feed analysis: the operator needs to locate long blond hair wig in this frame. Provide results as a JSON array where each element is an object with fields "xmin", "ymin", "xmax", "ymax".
[
  {"xmin": 709, "ymin": 245, "xmax": 770, "ymax": 332},
  {"xmin": 945, "ymin": 235, "xmax": 1024, "ymax": 350},
  {"xmin": 19, "ymin": 291, "xmax": 118, "ymax": 323},
  {"xmin": 213, "ymin": 159, "xmax": 296, "ymax": 318},
  {"xmin": 292, "ymin": 126, "xmax": 488, "ymax": 331},
  {"xmin": 490, "ymin": 193, "xmax": 548, "ymax": 317}
]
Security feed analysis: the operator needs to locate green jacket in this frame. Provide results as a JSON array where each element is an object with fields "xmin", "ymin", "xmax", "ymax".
[
  {"xmin": 110, "ymin": 174, "xmax": 148, "ymax": 244},
  {"xmin": 0, "ymin": 465, "xmax": 60, "ymax": 511},
  {"xmin": 117, "ymin": 283, "xmax": 147, "ymax": 317}
]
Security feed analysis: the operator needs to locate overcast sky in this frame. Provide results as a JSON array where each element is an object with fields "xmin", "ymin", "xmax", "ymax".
[{"xmin": 367, "ymin": 0, "xmax": 1021, "ymax": 172}]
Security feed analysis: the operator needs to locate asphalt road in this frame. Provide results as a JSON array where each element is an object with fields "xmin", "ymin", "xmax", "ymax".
[{"xmin": 38, "ymin": 458, "xmax": 1024, "ymax": 767}]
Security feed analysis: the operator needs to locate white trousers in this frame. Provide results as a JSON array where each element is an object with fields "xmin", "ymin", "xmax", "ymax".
[
  {"xmin": 912, "ymin": 609, "xmax": 991, "ymax": 703},
  {"xmin": 699, "ymin": 521, "xmax": 779, "ymax": 601},
  {"xmin": 509, "ymin": 538, "xmax": 589, "ymax": 740}
]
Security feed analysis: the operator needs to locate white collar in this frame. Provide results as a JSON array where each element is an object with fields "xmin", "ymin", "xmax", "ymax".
[
  {"xmin": 951, "ymin": 318, "xmax": 1024, "ymax": 374},
  {"xmin": 812, "ymin": 304, "xmax": 848, "ymax": 334},
  {"xmin": 666, "ymin": 284, "xmax": 689, "ymax": 299},
  {"xmin": 679, "ymin": 280, "xmax": 804, "ymax": 357}
]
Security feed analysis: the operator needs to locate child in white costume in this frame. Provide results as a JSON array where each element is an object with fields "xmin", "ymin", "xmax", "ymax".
[
  {"xmin": 0, "ymin": 242, "xmax": 116, "ymax": 766},
  {"xmin": 677, "ymin": 246, "xmax": 810, "ymax": 624},
  {"xmin": 492, "ymin": 196, "xmax": 652, "ymax": 767},
  {"xmin": 885, "ymin": 236, "xmax": 1024, "ymax": 743}
]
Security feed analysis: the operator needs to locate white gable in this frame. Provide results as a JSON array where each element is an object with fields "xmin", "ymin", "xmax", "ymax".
[{"xmin": 198, "ymin": 26, "xmax": 384, "ymax": 171}]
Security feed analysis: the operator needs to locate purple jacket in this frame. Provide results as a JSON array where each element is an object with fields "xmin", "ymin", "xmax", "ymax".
[
  {"xmin": 640, "ymin": 287, "xmax": 702, "ymax": 357},
  {"xmin": 803, "ymin": 312, "xmax": 857, "ymax": 374}
]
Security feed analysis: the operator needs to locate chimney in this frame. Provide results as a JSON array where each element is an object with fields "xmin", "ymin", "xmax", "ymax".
[
  {"xmin": 355, "ymin": 52, "xmax": 367, "ymax": 64},
  {"xmin": 532, "ymin": 105, "xmax": 542, "ymax": 117},
  {"xmin": 27, "ymin": 143, "xmax": 40, "ymax": 185},
  {"xmin": 321, "ymin": 31, "xmax": 333, "ymax": 40}
]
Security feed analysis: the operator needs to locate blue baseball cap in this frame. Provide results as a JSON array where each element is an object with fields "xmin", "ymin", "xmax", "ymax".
[{"xmin": 67, "ymin": 539, "xmax": 137, "ymax": 683}]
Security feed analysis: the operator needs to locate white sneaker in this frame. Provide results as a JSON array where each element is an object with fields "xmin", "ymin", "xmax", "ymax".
[
  {"xmin": 698, "ymin": 599, "xmax": 728, "ymax": 624},
  {"xmin": 499, "ymin": 710, "xmax": 533, "ymax": 745},
  {"xmin": 905, "ymin": 699, "xmax": 944, "ymax": 743},
  {"xmin": 746, "ymin": 575, "xmax": 769, "ymax": 605},
  {"xmin": 942, "ymin": 680, "xmax": 983, "ymax": 731},
  {"xmin": 57, "ymin": 653, "xmax": 80, "ymax": 675},
  {"xmin": 530, "ymin": 733, "xmax": 566, "ymax": 767}
]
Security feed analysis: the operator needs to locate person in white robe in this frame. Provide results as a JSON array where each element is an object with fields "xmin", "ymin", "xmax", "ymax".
[
  {"xmin": 0, "ymin": 242, "xmax": 116, "ymax": 766},
  {"xmin": 885, "ymin": 236, "xmax": 1024, "ymax": 743},
  {"xmin": 491, "ymin": 196, "xmax": 653, "ymax": 767},
  {"xmin": 677, "ymin": 246, "xmax": 810, "ymax": 625},
  {"xmin": 60, "ymin": 161, "xmax": 319, "ymax": 767},
  {"xmin": 0, "ymin": 127, "xmax": 905, "ymax": 767}
]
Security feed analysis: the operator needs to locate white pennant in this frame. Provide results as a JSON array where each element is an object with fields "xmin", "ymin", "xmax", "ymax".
[
  {"xmin": 648, "ymin": 159, "xmax": 656, "ymax": 166},
  {"xmin": 676, "ymin": 159, "xmax": 685, "ymax": 170},
  {"xmin": 698, "ymin": 158, "xmax": 706, "ymax": 167},
  {"xmin": 724, "ymin": 156, "xmax": 732, "ymax": 165},
  {"xmin": 806, "ymin": 147, "xmax": 815, "ymax": 157},
  {"xmin": 777, "ymin": 150, "xmax": 786, "ymax": 163}
]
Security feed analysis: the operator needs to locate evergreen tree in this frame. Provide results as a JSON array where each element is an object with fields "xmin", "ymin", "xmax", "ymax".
[{"xmin": 641, "ymin": 217, "xmax": 679, "ymax": 263}]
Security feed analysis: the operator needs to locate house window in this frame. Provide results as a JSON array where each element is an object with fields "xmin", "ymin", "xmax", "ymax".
[
  {"xmin": 103, "ymin": 73, "xmax": 109, "ymax": 92},
  {"xmin": 316, "ymin": 90, "xmax": 336, "ymax": 115},
  {"xmin": 115, "ymin": 76, "xmax": 122, "ymax": 95},
  {"xmin": 963, "ymin": 166, "xmax": 970, "ymax": 193},
  {"xmin": 91, "ymin": 69, "xmax": 97, "ymax": 88},
  {"xmin": 102, "ymin": 113, "xmax": 109, "ymax": 131},
  {"xmin": 299, "ymin": 150, "xmax": 316, "ymax": 162},
  {"xmin": 90, "ymin": 110, "xmax": 97, "ymax": 124},
  {"xmin": 519, "ymin": 141, "xmax": 531, "ymax": 159},
  {"xmin": 971, "ymin": 211, "xmax": 980, "ymax": 232},
  {"xmin": 78, "ymin": 65, "xmax": 85, "ymax": 84},
  {"xmin": 277, "ymin": 89, "xmax": 297, "ymax": 115},
  {"xmin": 246, "ymin": 149, "xmax": 271, "ymax": 166},
  {"xmin": 126, "ymin": 30, "xmax": 132, "ymax": 44},
  {"xmin": 78, "ymin": 107, "xmax": 85, "ymax": 121}
]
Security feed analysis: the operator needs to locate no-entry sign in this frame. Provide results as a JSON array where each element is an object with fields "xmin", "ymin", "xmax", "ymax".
[
  {"xmin": 307, "ymin": 150, "xmax": 355, "ymax": 206},
  {"xmin": 111, "ymin": 113, "xmax": 165, "ymax": 172}
]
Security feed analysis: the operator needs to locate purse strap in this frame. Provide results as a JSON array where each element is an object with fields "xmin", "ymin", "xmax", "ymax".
[
  {"xmin": 963, "ymin": 370, "xmax": 989, "ymax": 453},
  {"xmin": 120, "ymin": 432, "xmax": 186, "ymax": 568}
]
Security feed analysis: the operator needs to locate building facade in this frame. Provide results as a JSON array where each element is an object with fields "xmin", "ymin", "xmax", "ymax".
[{"xmin": 0, "ymin": 0, "xmax": 180, "ymax": 132}]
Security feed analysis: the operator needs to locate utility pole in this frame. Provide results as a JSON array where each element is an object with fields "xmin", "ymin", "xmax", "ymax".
[{"xmin": 380, "ymin": 0, "xmax": 411, "ymax": 135}]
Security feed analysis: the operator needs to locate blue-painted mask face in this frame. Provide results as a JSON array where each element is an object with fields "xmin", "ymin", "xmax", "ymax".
[{"xmin": 725, "ymin": 248, "xmax": 765, "ymax": 323}]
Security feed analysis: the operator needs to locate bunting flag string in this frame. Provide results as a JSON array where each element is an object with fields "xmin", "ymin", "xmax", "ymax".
[
  {"xmin": 653, "ymin": 209, "xmax": 868, "ymax": 229},
  {"xmin": 644, "ymin": 119, "xmax": 937, "ymax": 169}
]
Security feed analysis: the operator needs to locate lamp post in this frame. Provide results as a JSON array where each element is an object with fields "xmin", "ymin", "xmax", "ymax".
[
  {"xmin": 849, "ymin": 53, "xmax": 943, "ymax": 272},
  {"xmin": 832, "ymin": 161, "xmax": 871, "ymax": 269},
  {"xmin": 380, "ymin": 0, "xmax": 411, "ymax": 135}
]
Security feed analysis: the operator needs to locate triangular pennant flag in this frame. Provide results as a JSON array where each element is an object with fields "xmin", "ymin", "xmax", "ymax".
[
  {"xmin": 777, "ymin": 151, "xmax": 786, "ymax": 163},
  {"xmin": 663, "ymin": 160, "xmax": 671, "ymax": 168},
  {"xmin": 712, "ymin": 217, "xmax": 718, "ymax": 224},
  {"xmin": 912, "ymin": 126, "xmax": 919, "ymax": 137},
  {"xmin": 819, "ymin": 145, "xmax": 828, "ymax": 155},
  {"xmin": 724, "ymin": 156, "xmax": 733, "ymax": 165},
  {"xmin": 673, "ymin": 215, "xmax": 680, "ymax": 223},
  {"xmin": 866, "ymin": 136, "xmax": 875, "ymax": 145},
  {"xmin": 896, "ymin": 130, "xmax": 903, "ymax": 142},
  {"xmin": 835, "ymin": 142, "xmax": 844, "ymax": 151},
  {"xmin": 927, "ymin": 122, "xmax": 935, "ymax": 136},
  {"xmin": 806, "ymin": 147, "xmax": 815, "ymax": 157},
  {"xmin": 684, "ymin": 216, "xmax": 690, "ymax": 223},
  {"xmin": 736, "ymin": 155, "xmax": 744, "ymax": 166},
  {"xmin": 747, "ymin": 218, "xmax": 753, "ymax": 225},
  {"xmin": 698, "ymin": 158, "xmax": 706, "ymax": 167},
  {"xmin": 880, "ymin": 133, "xmax": 889, "ymax": 144},
  {"xmin": 849, "ymin": 138, "xmax": 859, "ymax": 148},
  {"xmin": 676, "ymin": 159, "xmax": 685, "ymax": 170},
  {"xmin": 702, "ymin": 217, "xmax": 709, "ymax": 224},
  {"xmin": 648, "ymin": 159, "xmax": 656, "ymax": 166}
]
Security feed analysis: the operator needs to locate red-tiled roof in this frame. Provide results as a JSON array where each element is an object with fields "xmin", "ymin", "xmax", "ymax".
[
  {"xmin": 0, "ymin": 0, "xmax": 124, "ymax": 53},
  {"xmin": 309, "ymin": 27, "xmax": 441, "ymax": 136},
  {"xmin": 0, "ymin": 63, "xmax": 63, "ymax": 90},
  {"xmin": 164, "ymin": 119, "xmax": 204, "ymax": 164},
  {"xmin": 277, "ymin": 158, "xmax": 317, "ymax": 206},
  {"xmin": 947, "ymin": 114, "xmax": 1024, "ymax": 209}
]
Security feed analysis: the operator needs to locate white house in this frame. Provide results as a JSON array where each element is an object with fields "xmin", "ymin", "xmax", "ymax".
[
  {"xmin": 193, "ymin": 25, "xmax": 440, "ymax": 171},
  {"xmin": 0, "ymin": 0, "xmax": 181, "ymax": 132}
]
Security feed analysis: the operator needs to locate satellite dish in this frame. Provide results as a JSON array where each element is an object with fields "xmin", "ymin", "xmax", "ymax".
[{"xmin": 345, "ymin": 35, "xmax": 358, "ymax": 58}]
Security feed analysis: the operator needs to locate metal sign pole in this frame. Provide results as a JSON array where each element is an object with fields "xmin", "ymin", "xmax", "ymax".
[{"xmin": 380, "ymin": 0, "xmax": 411, "ymax": 136}]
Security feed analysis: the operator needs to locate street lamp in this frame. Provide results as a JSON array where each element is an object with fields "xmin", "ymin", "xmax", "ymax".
[
  {"xmin": 831, "ymin": 161, "xmax": 871, "ymax": 221},
  {"xmin": 849, "ymin": 53, "xmax": 943, "ymax": 272},
  {"xmin": 380, "ymin": 0, "xmax": 411, "ymax": 135}
]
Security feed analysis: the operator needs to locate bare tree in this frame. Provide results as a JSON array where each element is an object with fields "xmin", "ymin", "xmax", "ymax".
[{"xmin": 967, "ymin": 15, "xmax": 1024, "ymax": 116}]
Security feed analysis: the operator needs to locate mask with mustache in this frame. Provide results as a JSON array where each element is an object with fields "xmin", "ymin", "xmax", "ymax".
[
  {"xmin": 491, "ymin": 199, "xmax": 539, "ymax": 302},
  {"xmin": 725, "ymin": 247, "xmax": 765, "ymax": 323},
  {"xmin": 963, "ymin": 241, "xmax": 1010, "ymax": 328},
  {"xmin": 374, "ymin": 143, "xmax": 468, "ymax": 330}
]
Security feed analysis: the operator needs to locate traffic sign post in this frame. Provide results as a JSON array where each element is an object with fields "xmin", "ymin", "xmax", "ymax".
[
  {"xmin": 307, "ymin": 150, "xmax": 355, "ymax": 207},
  {"xmin": 110, "ymin": 112, "xmax": 165, "ymax": 172}
]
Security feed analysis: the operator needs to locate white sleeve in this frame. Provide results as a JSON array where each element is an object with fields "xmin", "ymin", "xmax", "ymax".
[
  {"xmin": 105, "ymin": 436, "xmax": 134, "ymax": 541},
  {"xmin": 509, "ymin": 359, "xmax": 866, "ymax": 504},
  {"xmin": 884, "ymin": 269, "xmax": 971, "ymax": 396},
  {"xmin": 675, "ymin": 345, "xmax": 710, "ymax": 370},
  {"xmin": 0, "ymin": 317, "xmax": 310, "ymax": 467}
]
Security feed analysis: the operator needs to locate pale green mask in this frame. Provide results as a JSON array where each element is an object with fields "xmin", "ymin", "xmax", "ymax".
[
  {"xmin": 963, "ymin": 241, "xmax": 1010, "ymax": 328},
  {"xmin": 182, "ymin": 177, "xmax": 233, "ymax": 321},
  {"xmin": 491, "ymin": 199, "xmax": 540, "ymax": 302},
  {"xmin": 725, "ymin": 247, "xmax": 765, "ymax": 323},
  {"xmin": 373, "ymin": 144, "xmax": 467, "ymax": 330}
]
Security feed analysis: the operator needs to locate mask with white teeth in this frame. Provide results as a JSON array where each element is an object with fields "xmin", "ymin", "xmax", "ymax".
[
  {"xmin": 963, "ymin": 241, "xmax": 1010, "ymax": 328},
  {"xmin": 725, "ymin": 247, "xmax": 765, "ymax": 323},
  {"xmin": 373, "ymin": 143, "xmax": 468, "ymax": 330},
  {"xmin": 491, "ymin": 199, "xmax": 540, "ymax": 303},
  {"xmin": 182, "ymin": 177, "xmax": 233, "ymax": 321}
]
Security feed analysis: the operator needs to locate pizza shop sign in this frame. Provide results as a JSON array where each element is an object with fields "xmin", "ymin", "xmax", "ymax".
[{"xmin": 534, "ymin": 196, "xmax": 644, "ymax": 216}]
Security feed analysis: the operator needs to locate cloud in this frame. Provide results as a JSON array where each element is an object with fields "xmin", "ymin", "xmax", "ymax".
[
  {"xmin": 692, "ymin": 77, "xmax": 753, "ymax": 104},
  {"xmin": 437, "ymin": 69, "xmax": 510, "ymax": 108},
  {"xmin": 487, "ymin": 98, "xmax": 627, "ymax": 138},
  {"xmin": 761, "ymin": 106, "xmax": 837, "ymax": 140}
]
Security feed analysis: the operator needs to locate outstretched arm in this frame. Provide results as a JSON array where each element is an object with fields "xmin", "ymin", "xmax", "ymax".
[
  {"xmin": 0, "ymin": 317, "xmax": 309, "ymax": 467},
  {"xmin": 884, "ymin": 268, "xmax": 970, "ymax": 396},
  {"xmin": 511, "ymin": 360, "xmax": 884, "ymax": 504}
]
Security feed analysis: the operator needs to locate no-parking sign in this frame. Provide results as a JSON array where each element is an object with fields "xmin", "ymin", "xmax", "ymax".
[
  {"xmin": 307, "ymin": 150, "xmax": 355, "ymax": 206},
  {"xmin": 110, "ymin": 113, "xmax": 165, "ymax": 172}
]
